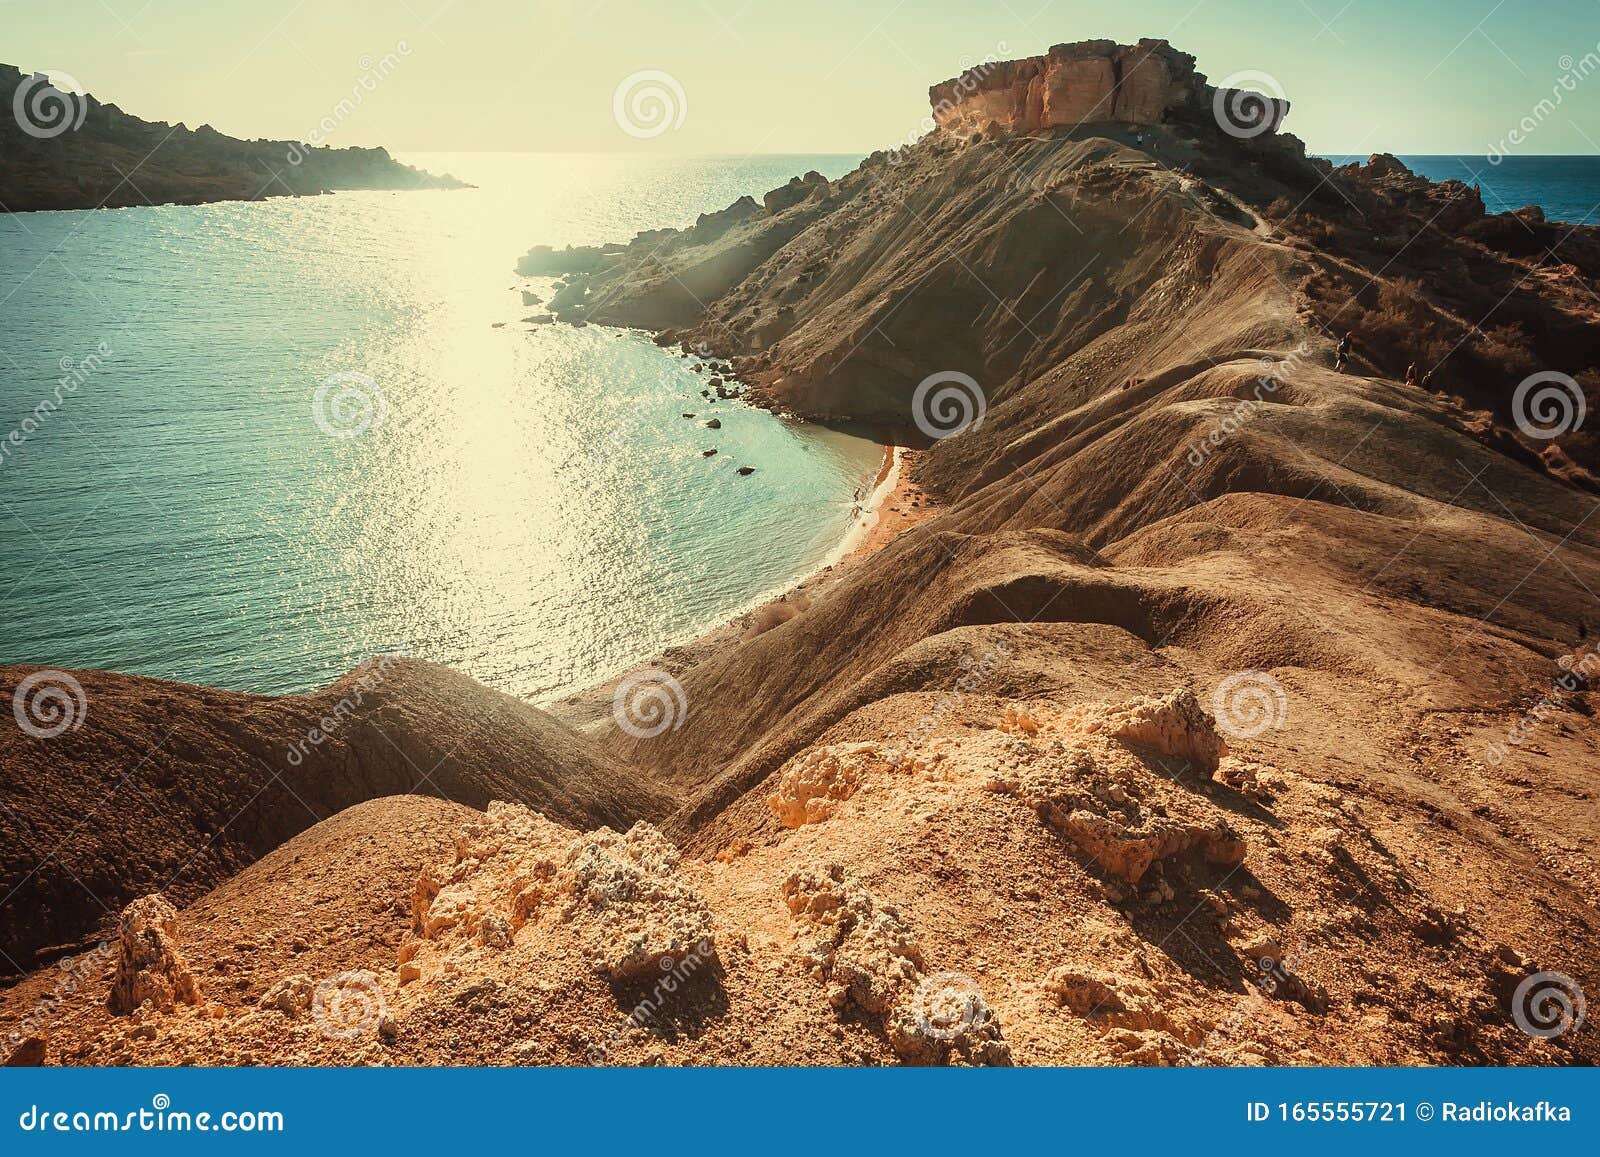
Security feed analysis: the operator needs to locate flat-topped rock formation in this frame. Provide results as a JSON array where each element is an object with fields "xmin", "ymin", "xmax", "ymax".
[
  {"xmin": 0, "ymin": 63, "xmax": 467, "ymax": 212},
  {"xmin": 929, "ymin": 38, "xmax": 1288, "ymax": 136}
]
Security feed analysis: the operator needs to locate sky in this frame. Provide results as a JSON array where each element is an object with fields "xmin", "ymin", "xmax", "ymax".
[{"xmin": 5, "ymin": 0, "xmax": 1599, "ymax": 157}]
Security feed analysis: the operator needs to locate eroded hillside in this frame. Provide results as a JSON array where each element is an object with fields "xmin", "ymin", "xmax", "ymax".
[{"xmin": 3, "ymin": 37, "xmax": 1596, "ymax": 1066}]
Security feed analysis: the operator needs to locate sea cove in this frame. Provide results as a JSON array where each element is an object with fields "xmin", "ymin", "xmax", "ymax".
[{"xmin": 0, "ymin": 152, "xmax": 876, "ymax": 700}]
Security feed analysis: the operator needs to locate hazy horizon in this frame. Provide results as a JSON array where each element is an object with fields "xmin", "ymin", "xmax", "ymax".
[{"xmin": 6, "ymin": 0, "xmax": 1599, "ymax": 158}]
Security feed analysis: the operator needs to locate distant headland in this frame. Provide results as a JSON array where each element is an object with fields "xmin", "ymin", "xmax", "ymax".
[{"xmin": 1, "ymin": 63, "xmax": 467, "ymax": 213}]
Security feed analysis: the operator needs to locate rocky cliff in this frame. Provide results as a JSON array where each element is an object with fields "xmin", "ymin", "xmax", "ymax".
[
  {"xmin": 0, "ymin": 64, "xmax": 466, "ymax": 212},
  {"xmin": 929, "ymin": 39, "xmax": 1288, "ymax": 136}
]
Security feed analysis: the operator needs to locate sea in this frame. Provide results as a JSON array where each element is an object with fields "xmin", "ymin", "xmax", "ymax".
[
  {"xmin": 0, "ymin": 153, "xmax": 872, "ymax": 701},
  {"xmin": 2, "ymin": 152, "xmax": 1595, "ymax": 702},
  {"xmin": 1320, "ymin": 154, "xmax": 1600, "ymax": 224}
]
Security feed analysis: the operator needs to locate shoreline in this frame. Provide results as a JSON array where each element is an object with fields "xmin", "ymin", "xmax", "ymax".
[
  {"xmin": 546, "ymin": 439, "xmax": 934, "ymax": 733},
  {"xmin": 838, "ymin": 442, "xmax": 933, "ymax": 564},
  {"xmin": 787, "ymin": 441, "xmax": 932, "ymax": 597},
  {"xmin": 828, "ymin": 441, "xmax": 903, "ymax": 565}
]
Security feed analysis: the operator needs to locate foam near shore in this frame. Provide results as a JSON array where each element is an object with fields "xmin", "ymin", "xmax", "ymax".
[
  {"xmin": 546, "ymin": 439, "xmax": 933, "ymax": 734},
  {"xmin": 831, "ymin": 444, "xmax": 911, "ymax": 565}
]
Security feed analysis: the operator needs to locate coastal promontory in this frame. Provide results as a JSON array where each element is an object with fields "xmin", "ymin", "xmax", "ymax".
[{"xmin": 1, "ymin": 63, "xmax": 465, "ymax": 212}]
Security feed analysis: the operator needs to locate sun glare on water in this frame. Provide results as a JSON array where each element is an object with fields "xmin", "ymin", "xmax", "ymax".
[{"xmin": 0, "ymin": 152, "xmax": 876, "ymax": 700}]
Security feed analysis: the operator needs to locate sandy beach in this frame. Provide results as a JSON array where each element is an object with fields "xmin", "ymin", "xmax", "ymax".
[{"xmin": 549, "ymin": 440, "xmax": 935, "ymax": 732}]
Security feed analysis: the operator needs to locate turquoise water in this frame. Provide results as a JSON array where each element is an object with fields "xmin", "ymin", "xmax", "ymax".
[
  {"xmin": 0, "ymin": 153, "xmax": 873, "ymax": 700},
  {"xmin": 1321, "ymin": 155, "xmax": 1600, "ymax": 224}
]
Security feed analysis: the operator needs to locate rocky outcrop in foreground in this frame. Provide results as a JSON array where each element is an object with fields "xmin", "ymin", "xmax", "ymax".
[
  {"xmin": 0, "ymin": 659, "xmax": 672, "ymax": 973},
  {"xmin": 5, "ymin": 683, "xmax": 1584, "ymax": 1066},
  {"xmin": 407, "ymin": 801, "xmax": 718, "ymax": 982},
  {"xmin": 1, "ymin": 63, "xmax": 466, "ymax": 212},
  {"xmin": 107, "ymin": 895, "xmax": 201, "ymax": 1014}
]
